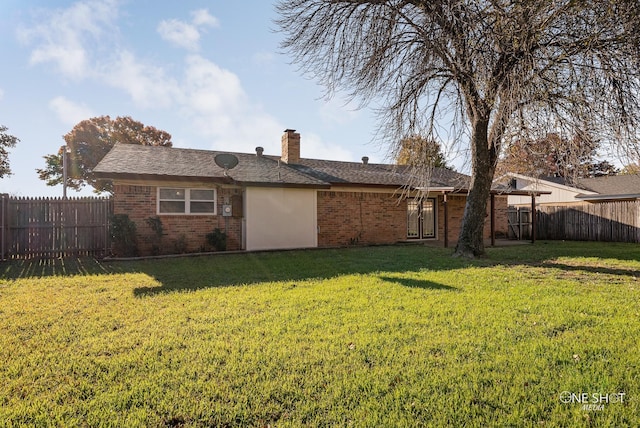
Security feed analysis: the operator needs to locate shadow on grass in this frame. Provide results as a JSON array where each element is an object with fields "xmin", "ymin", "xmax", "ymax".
[
  {"xmin": 538, "ymin": 261, "xmax": 640, "ymax": 280},
  {"xmin": 3, "ymin": 242, "xmax": 639, "ymax": 296},
  {"xmin": 130, "ymin": 246, "xmax": 467, "ymax": 297},
  {"xmin": 0, "ymin": 257, "xmax": 116, "ymax": 280},
  {"xmin": 378, "ymin": 275, "xmax": 459, "ymax": 291}
]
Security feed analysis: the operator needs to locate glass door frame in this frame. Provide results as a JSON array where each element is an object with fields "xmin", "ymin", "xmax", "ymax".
[{"xmin": 407, "ymin": 197, "xmax": 436, "ymax": 239}]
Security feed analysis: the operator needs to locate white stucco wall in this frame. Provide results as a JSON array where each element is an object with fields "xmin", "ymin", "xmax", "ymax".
[
  {"xmin": 507, "ymin": 177, "xmax": 596, "ymax": 206},
  {"xmin": 244, "ymin": 187, "xmax": 318, "ymax": 251}
]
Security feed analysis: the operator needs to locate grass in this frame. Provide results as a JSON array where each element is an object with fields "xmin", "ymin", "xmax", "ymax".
[{"xmin": 1, "ymin": 241, "xmax": 639, "ymax": 427}]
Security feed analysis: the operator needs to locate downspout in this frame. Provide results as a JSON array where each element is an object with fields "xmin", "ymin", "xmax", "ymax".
[
  {"xmin": 443, "ymin": 193, "xmax": 449, "ymax": 248},
  {"xmin": 490, "ymin": 193, "xmax": 495, "ymax": 247}
]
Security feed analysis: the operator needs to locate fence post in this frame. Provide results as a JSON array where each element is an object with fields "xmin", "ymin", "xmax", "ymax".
[
  {"xmin": 530, "ymin": 194, "xmax": 536, "ymax": 244},
  {"xmin": 105, "ymin": 198, "xmax": 111, "ymax": 257}
]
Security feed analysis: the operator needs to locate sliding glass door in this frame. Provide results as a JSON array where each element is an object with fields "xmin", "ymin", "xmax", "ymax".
[{"xmin": 407, "ymin": 198, "xmax": 436, "ymax": 239}]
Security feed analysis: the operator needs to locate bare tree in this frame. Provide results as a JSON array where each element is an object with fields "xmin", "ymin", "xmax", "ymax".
[{"xmin": 276, "ymin": 0, "xmax": 640, "ymax": 257}]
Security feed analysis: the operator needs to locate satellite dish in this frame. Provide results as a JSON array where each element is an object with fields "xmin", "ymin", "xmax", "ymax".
[{"xmin": 214, "ymin": 153, "xmax": 239, "ymax": 176}]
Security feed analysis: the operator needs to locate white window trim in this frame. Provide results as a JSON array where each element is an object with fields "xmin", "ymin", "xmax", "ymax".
[{"xmin": 157, "ymin": 187, "xmax": 217, "ymax": 215}]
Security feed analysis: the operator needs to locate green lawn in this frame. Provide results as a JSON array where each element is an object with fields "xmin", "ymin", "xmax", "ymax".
[{"xmin": 1, "ymin": 242, "xmax": 639, "ymax": 427}]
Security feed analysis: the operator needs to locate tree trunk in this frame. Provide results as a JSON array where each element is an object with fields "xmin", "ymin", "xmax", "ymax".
[{"xmin": 454, "ymin": 117, "xmax": 496, "ymax": 257}]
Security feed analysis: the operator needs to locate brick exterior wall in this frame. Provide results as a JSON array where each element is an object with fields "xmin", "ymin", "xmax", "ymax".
[
  {"xmin": 438, "ymin": 194, "xmax": 465, "ymax": 244},
  {"xmin": 317, "ymin": 190, "xmax": 407, "ymax": 247},
  {"xmin": 492, "ymin": 195, "xmax": 509, "ymax": 239},
  {"xmin": 113, "ymin": 183, "xmax": 509, "ymax": 254},
  {"xmin": 437, "ymin": 194, "xmax": 509, "ymax": 243},
  {"xmin": 112, "ymin": 184, "xmax": 243, "ymax": 256},
  {"xmin": 317, "ymin": 190, "xmax": 509, "ymax": 247}
]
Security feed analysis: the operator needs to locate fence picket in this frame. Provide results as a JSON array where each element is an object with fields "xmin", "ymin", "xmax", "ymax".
[
  {"xmin": 534, "ymin": 201, "xmax": 640, "ymax": 243},
  {"xmin": 0, "ymin": 195, "xmax": 113, "ymax": 260}
]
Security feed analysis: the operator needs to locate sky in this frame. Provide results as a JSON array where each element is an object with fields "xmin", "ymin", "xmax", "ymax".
[{"xmin": 0, "ymin": 0, "xmax": 398, "ymax": 197}]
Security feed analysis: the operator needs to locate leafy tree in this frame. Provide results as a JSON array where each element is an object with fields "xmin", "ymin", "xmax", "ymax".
[
  {"xmin": 498, "ymin": 133, "xmax": 617, "ymax": 182},
  {"xmin": 396, "ymin": 135, "xmax": 451, "ymax": 170},
  {"xmin": 0, "ymin": 125, "xmax": 19, "ymax": 178},
  {"xmin": 620, "ymin": 162, "xmax": 640, "ymax": 175},
  {"xmin": 395, "ymin": 135, "xmax": 452, "ymax": 192},
  {"xmin": 37, "ymin": 116, "xmax": 172, "ymax": 194},
  {"xmin": 277, "ymin": 1, "xmax": 640, "ymax": 257}
]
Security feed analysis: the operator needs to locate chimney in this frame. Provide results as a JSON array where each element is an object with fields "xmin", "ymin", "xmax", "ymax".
[
  {"xmin": 255, "ymin": 146, "xmax": 264, "ymax": 156},
  {"xmin": 281, "ymin": 129, "xmax": 300, "ymax": 164},
  {"xmin": 361, "ymin": 156, "xmax": 369, "ymax": 165}
]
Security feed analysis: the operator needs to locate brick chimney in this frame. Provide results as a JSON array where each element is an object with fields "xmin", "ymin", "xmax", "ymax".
[{"xmin": 281, "ymin": 129, "xmax": 300, "ymax": 164}]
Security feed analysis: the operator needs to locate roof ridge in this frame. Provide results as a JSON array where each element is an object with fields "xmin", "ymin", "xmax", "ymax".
[{"xmin": 96, "ymin": 143, "xmax": 470, "ymax": 189}]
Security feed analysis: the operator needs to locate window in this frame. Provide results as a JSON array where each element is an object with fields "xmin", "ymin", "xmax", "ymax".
[{"xmin": 158, "ymin": 188, "xmax": 216, "ymax": 215}]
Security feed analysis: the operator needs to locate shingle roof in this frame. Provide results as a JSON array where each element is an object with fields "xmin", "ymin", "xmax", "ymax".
[
  {"xmin": 285, "ymin": 157, "xmax": 471, "ymax": 189},
  {"xmin": 94, "ymin": 143, "xmax": 472, "ymax": 190},
  {"xmin": 576, "ymin": 175, "xmax": 640, "ymax": 196},
  {"xmin": 93, "ymin": 144, "xmax": 328, "ymax": 187},
  {"xmin": 499, "ymin": 173, "xmax": 640, "ymax": 199}
]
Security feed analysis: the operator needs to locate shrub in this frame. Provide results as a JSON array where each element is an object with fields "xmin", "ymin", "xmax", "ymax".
[
  {"xmin": 174, "ymin": 234, "xmax": 188, "ymax": 254},
  {"xmin": 109, "ymin": 214, "xmax": 138, "ymax": 257},
  {"xmin": 145, "ymin": 216, "xmax": 164, "ymax": 255},
  {"xmin": 206, "ymin": 228, "xmax": 227, "ymax": 251}
]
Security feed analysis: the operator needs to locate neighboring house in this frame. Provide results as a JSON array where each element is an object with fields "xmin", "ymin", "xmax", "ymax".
[
  {"xmin": 94, "ymin": 129, "xmax": 514, "ymax": 256},
  {"xmin": 502, "ymin": 173, "xmax": 640, "ymax": 206},
  {"xmin": 497, "ymin": 172, "xmax": 640, "ymax": 244}
]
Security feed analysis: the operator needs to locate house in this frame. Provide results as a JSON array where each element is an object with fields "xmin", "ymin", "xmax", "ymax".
[
  {"xmin": 503, "ymin": 173, "xmax": 640, "ymax": 205},
  {"xmin": 93, "ymin": 129, "xmax": 514, "ymax": 256},
  {"xmin": 499, "ymin": 172, "xmax": 640, "ymax": 243}
]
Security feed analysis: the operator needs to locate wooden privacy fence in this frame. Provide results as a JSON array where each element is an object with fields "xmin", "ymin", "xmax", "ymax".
[
  {"xmin": 507, "ymin": 207, "xmax": 532, "ymax": 240},
  {"xmin": 535, "ymin": 201, "xmax": 640, "ymax": 243},
  {"xmin": 0, "ymin": 195, "xmax": 113, "ymax": 260}
]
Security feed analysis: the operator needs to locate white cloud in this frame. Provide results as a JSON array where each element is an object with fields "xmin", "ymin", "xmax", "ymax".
[
  {"xmin": 179, "ymin": 55, "xmax": 282, "ymax": 153},
  {"xmin": 301, "ymin": 132, "xmax": 355, "ymax": 161},
  {"xmin": 184, "ymin": 55, "xmax": 246, "ymax": 115},
  {"xmin": 101, "ymin": 50, "xmax": 181, "ymax": 109},
  {"xmin": 319, "ymin": 97, "xmax": 360, "ymax": 126},
  {"xmin": 49, "ymin": 96, "xmax": 95, "ymax": 125},
  {"xmin": 252, "ymin": 51, "xmax": 276, "ymax": 67},
  {"xmin": 17, "ymin": 0, "xmax": 119, "ymax": 79},
  {"xmin": 18, "ymin": 3, "xmax": 353, "ymax": 161},
  {"xmin": 157, "ymin": 9, "xmax": 219, "ymax": 52},
  {"xmin": 157, "ymin": 19, "xmax": 201, "ymax": 51},
  {"xmin": 191, "ymin": 9, "xmax": 219, "ymax": 28}
]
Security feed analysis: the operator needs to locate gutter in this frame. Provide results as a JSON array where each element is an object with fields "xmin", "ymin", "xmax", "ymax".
[{"xmin": 577, "ymin": 193, "xmax": 640, "ymax": 202}]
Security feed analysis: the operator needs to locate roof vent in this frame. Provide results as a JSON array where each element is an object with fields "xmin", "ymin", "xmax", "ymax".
[
  {"xmin": 256, "ymin": 146, "xmax": 264, "ymax": 156},
  {"xmin": 362, "ymin": 156, "xmax": 369, "ymax": 165}
]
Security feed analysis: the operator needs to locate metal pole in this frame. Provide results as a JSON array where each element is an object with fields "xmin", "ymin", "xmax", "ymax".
[
  {"xmin": 490, "ymin": 193, "xmax": 496, "ymax": 247},
  {"xmin": 1, "ymin": 194, "xmax": 5, "ymax": 261},
  {"xmin": 62, "ymin": 145, "xmax": 68, "ymax": 199}
]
